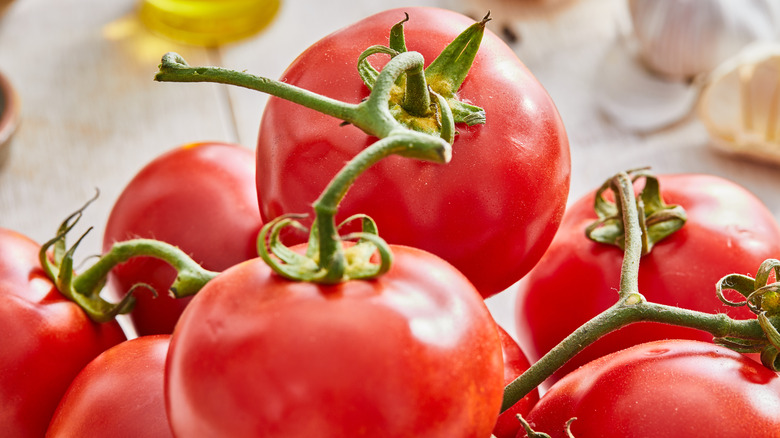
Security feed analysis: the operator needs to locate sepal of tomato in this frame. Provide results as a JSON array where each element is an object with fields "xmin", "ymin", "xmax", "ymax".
[
  {"xmin": 515, "ymin": 173, "xmax": 780, "ymax": 384},
  {"xmin": 165, "ymin": 244, "xmax": 504, "ymax": 437},
  {"xmin": 586, "ymin": 168, "xmax": 687, "ymax": 254},
  {"xmin": 0, "ymin": 228, "xmax": 126, "ymax": 438},
  {"xmin": 256, "ymin": 7, "xmax": 570, "ymax": 298},
  {"xmin": 103, "ymin": 142, "xmax": 262, "ymax": 335},
  {"xmin": 357, "ymin": 11, "xmax": 488, "ymax": 127}
]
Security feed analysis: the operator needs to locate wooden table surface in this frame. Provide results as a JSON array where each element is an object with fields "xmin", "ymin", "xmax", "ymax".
[{"xmin": 1, "ymin": 0, "xmax": 779, "ymax": 339}]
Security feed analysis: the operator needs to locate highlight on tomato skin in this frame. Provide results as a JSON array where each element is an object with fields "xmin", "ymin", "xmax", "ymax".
[
  {"xmin": 514, "ymin": 173, "xmax": 780, "ymax": 385},
  {"xmin": 102, "ymin": 142, "xmax": 263, "ymax": 336},
  {"xmin": 522, "ymin": 339, "xmax": 780, "ymax": 438},
  {"xmin": 0, "ymin": 227, "xmax": 127, "ymax": 438},
  {"xmin": 253, "ymin": 6, "xmax": 571, "ymax": 299}
]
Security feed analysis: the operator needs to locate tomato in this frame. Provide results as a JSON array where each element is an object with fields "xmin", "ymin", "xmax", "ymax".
[
  {"xmin": 103, "ymin": 142, "xmax": 262, "ymax": 335},
  {"xmin": 492, "ymin": 325, "xmax": 539, "ymax": 438},
  {"xmin": 0, "ymin": 228, "xmax": 126, "ymax": 438},
  {"xmin": 255, "ymin": 7, "xmax": 570, "ymax": 298},
  {"xmin": 514, "ymin": 173, "xmax": 780, "ymax": 384},
  {"xmin": 165, "ymin": 245, "xmax": 504, "ymax": 437},
  {"xmin": 46, "ymin": 335, "xmax": 172, "ymax": 438},
  {"xmin": 522, "ymin": 340, "xmax": 780, "ymax": 437}
]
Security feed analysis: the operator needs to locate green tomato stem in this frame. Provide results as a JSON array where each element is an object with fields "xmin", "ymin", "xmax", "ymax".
[
  {"xmin": 74, "ymin": 238, "xmax": 219, "ymax": 301},
  {"xmin": 156, "ymin": 52, "xmax": 361, "ymax": 126},
  {"xmin": 501, "ymin": 171, "xmax": 778, "ymax": 412},
  {"xmin": 401, "ymin": 65, "xmax": 431, "ymax": 117},
  {"xmin": 39, "ymin": 197, "xmax": 217, "ymax": 323},
  {"xmin": 615, "ymin": 172, "xmax": 641, "ymax": 298},
  {"xmin": 309, "ymin": 130, "xmax": 451, "ymax": 283},
  {"xmin": 501, "ymin": 297, "xmax": 770, "ymax": 412},
  {"xmin": 156, "ymin": 51, "xmax": 434, "ymax": 141},
  {"xmin": 40, "ymin": 212, "xmax": 220, "ymax": 324}
]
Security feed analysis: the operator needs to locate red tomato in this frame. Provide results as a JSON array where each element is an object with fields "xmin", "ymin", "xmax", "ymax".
[
  {"xmin": 103, "ymin": 142, "xmax": 262, "ymax": 335},
  {"xmin": 256, "ymin": 7, "xmax": 570, "ymax": 298},
  {"xmin": 46, "ymin": 335, "xmax": 172, "ymax": 438},
  {"xmin": 165, "ymin": 245, "xmax": 504, "ymax": 437},
  {"xmin": 523, "ymin": 340, "xmax": 780, "ymax": 437},
  {"xmin": 514, "ymin": 173, "xmax": 780, "ymax": 384},
  {"xmin": 0, "ymin": 228, "xmax": 126, "ymax": 438},
  {"xmin": 492, "ymin": 325, "xmax": 539, "ymax": 438}
]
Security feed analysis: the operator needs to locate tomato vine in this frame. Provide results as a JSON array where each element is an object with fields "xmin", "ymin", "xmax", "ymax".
[{"xmin": 502, "ymin": 170, "xmax": 780, "ymax": 411}]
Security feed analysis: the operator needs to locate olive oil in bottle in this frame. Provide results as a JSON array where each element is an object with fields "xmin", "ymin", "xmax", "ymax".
[{"xmin": 139, "ymin": 0, "xmax": 281, "ymax": 46}]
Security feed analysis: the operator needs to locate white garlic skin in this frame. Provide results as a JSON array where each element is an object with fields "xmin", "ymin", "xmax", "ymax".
[
  {"xmin": 697, "ymin": 42, "xmax": 780, "ymax": 165},
  {"xmin": 629, "ymin": 0, "xmax": 780, "ymax": 80}
]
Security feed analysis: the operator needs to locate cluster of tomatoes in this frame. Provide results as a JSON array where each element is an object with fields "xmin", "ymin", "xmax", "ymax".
[{"xmin": 3, "ymin": 6, "xmax": 780, "ymax": 438}]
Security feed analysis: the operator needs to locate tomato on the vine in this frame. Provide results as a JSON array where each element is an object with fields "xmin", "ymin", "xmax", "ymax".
[
  {"xmin": 515, "ymin": 173, "xmax": 780, "ymax": 383},
  {"xmin": 165, "ymin": 244, "xmax": 504, "ymax": 437},
  {"xmin": 255, "ymin": 7, "xmax": 570, "ymax": 298},
  {"xmin": 523, "ymin": 340, "xmax": 780, "ymax": 437},
  {"xmin": 0, "ymin": 228, "xmax": 126, "ymax": 438},
  {"xmin": 103, "ymin": 142, "xmax": 262, "ymax": 335},
  {"xmin": 46, "ymin": 335, "xmax": 172, "ymax": 438}
]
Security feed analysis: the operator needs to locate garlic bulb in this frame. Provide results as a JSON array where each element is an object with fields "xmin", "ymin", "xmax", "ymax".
[
  {"xmin": 629, "ymin": 0, "xmax": 780, "ymax": 80},
  {"xmin": 697, "ymin": 42, "xmax": 780, "ymax": 165}
]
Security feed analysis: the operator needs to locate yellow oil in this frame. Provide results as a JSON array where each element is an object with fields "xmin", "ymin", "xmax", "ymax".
[{"xmin": 139, "ymin": 0, "xmax": 281, "ymax": 46}]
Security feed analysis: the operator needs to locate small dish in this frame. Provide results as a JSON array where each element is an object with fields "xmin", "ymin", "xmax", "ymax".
[
  {"xmin": 0, "ymin": 0, "xmax": 13, "ymax": 16},
  {"xmin": 0, "ymin": 68, "xmax": 20, "ymax": 167}
]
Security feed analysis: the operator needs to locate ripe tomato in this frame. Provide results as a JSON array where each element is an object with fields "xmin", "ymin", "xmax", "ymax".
[
  {"xmin": 492, "ymin": 325, "xmax": 539, "ymax": 438},
  {"xmin": 103, "ymin": 142, "xmax": 262, "ymax": 335},
  {"xmin": 165, "ymin": 245, "xmax": 504, "ymax": 437},
  {"xmin": 523, "ymin": 340, "xmax": 780, "ymax": 437},
  {"xmin": 256, "ymin": 7, "xmax": 570, "ymax": 298},
  {"xmin": 0, "ymin": 228, "xmax": 126, "ymax": 438},
  {"xmin": 46, "ymin": 335, "xmax": 172, "ymax": 438},
  {"xmin": 514, "ymin": 173, "xmax": 780, "ymax": 384}
]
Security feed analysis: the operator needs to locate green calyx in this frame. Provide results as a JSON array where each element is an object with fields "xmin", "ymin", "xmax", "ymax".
[
  {"xmin": 39, "ymin": 193, "xmax": 135, "ymax": 323},
  {"xmin": 585, "ymin": 167, "xmax": 687, "ymax": 255},
  {"xmin": 40, "ymin": 193, "xmax": 219, "ymax": 323},
  {"xmin": 716, "ymin": 258, "xmax": 780, "ymax": 370},
  {"xmin": 258, "ymin": 214, "xmax": 393, "ymax": 284},
  {"xmin": 155, "ymin": 12, "xmax": 488, "ymax": 145},
  {"xmin": 357, "ymin": 12, "xmax": 489, "ymax": 135},
  {"xmin": 258, "ymin": 129, "xmax": 452, "ymax": 284}
]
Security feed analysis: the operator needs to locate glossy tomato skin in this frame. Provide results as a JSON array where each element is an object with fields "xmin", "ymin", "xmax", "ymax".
[
  {"xmin": 256, "ymin": 7, "xmax": 570, "ymax": 298},
  {"xmin": 515, "ymin": 174, "xmax": 780, "ymax": 384},
  {"xmin": 166, "ymin": 245, "xmax": 504, "ymax": 438},
  {"xmin": 492, "ymin": 325, "xmax": 539, "ymax": 438},
  {"xmin": 523, "ymin": 340, "xmax": 780, "ymax": 437},
  {"xmin": 0, "ymin": 228, "xmax": 126, "ymax": 438},
  {"xmin": 46, "ymin": 335, "xmax": 173, "ymax": 438},
  {"xmin": 103, "ymin": 142, "xmax": 262, "ymax": 335}
]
